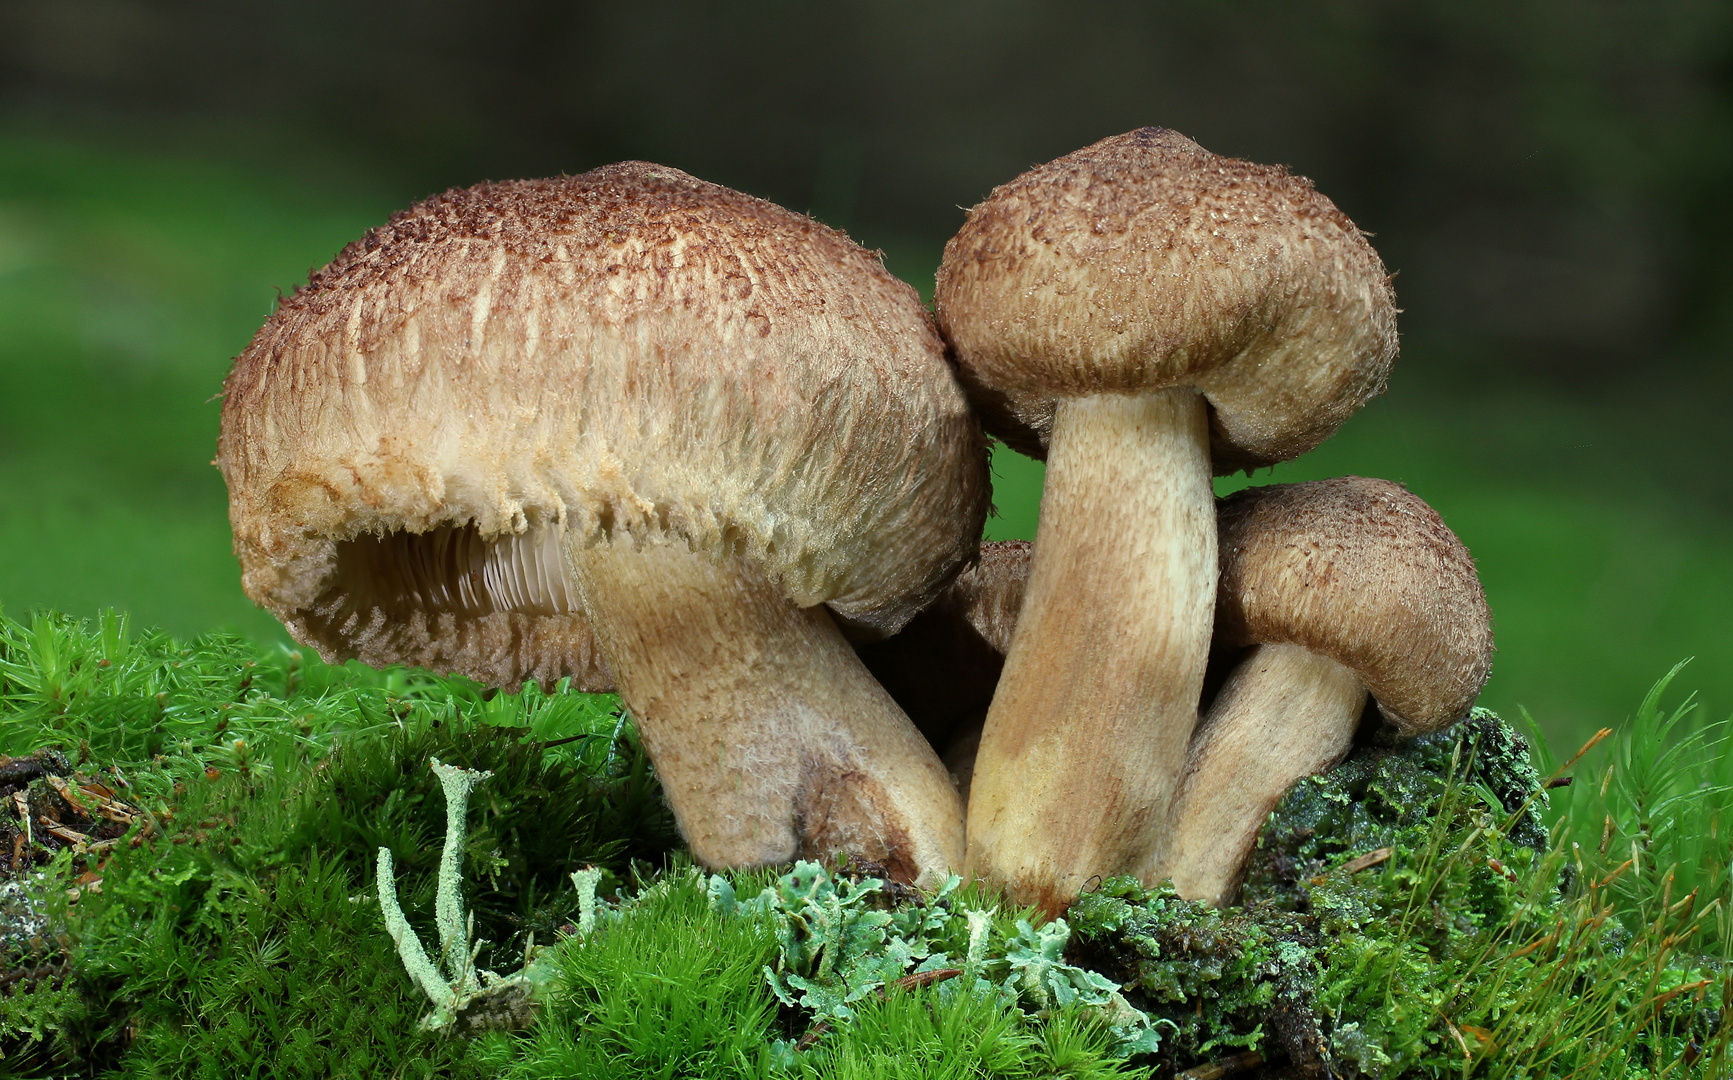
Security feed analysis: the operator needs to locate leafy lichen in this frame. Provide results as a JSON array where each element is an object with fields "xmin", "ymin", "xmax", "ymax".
[{"xmin": 709, "ymin": 860, "xmax": 1166, "ymax": 1059}]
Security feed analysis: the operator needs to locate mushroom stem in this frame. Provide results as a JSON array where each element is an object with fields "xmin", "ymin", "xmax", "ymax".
[
  {"xmin": 571, "ymin": 540, "xmax": 965, "ymax": 886},
  {"xmin": 964, "ymin": 387, "xmax": 1215, "ymax": 915},
  {"xmin": 1155, "ymin": 642, "xmax": 1367, "ymax": 905}
]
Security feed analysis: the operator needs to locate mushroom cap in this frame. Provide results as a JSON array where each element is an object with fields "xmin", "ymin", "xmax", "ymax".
[
  {"xmin": 922, "ymin": 538, "xmax": 1032, "ymax": 656},
  {"xmin": 1214, "ymin": 477, "xmax": 1493, "ymax": 736},
  {"xmin": 934, "ymin": 128, "xmax": 1397, "ymax": 474},
  {"xmin": 858, "ymin": 539, "xmax": 1033, "ymax": 745},
  {"xmin": 218, "ymin": 162, "xmax": 989, "ymax": 687}
]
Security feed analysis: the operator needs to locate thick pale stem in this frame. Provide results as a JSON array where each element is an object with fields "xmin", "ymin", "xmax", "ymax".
[
  {"xmin": 964, "ymin": 388, "xmax": 1215, "ymax": 915},
  {"xmin": 571, "ymin": 541, "xmax": 965, "ymax": 886},
  {"xmin": 1156, "ymin": 642, "xmax": 1367, "ymax": 905}
]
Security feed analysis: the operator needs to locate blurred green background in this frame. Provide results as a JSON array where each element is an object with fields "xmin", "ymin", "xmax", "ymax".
[{"xmin": 1, "ymin": 1, "xmax": 1729, "ymax": 753}]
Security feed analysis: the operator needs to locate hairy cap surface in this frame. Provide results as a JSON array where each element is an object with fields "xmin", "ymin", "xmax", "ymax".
[
  {"xmin": 219, "ymin": 163, "xmax": 988, "ymax": 684},
  {"xmin": 935, "ymin": 128, "xmax": 1396, "ymax": 473},
  {"xmin": 1214, "ymin": 477, "xmax": 1494, "ymax": 735}
]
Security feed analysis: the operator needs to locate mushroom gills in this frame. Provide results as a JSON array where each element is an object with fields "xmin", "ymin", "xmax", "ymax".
[{"xmin": 332, "ymin": 522, "xmax": 579, "ymax": 620}]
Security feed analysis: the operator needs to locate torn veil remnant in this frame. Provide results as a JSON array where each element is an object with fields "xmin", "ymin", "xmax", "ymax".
[
  {"xmin": 219, "ymin": 163, "xmax": 988, "ymax": 885},
  {"xmin": 935, "ymin": 128, "xmax": 1397, "ymax": 915},
  {"xmin": 1155, "ymin": 478, "xmax": 1494, "ymax": 906}
]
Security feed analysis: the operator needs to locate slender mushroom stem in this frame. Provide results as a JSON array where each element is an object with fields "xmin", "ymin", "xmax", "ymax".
[
  {"xmin": 1155, "ymin": 642, "xmax": 1367, "ymax": 905},
  {"xmin": 965, "ymin": 388, "xmax": 1215, "ymax": 915},
  {"xmin": 571, "ymin": 540, "xmax": 965, "ymax": 886}
]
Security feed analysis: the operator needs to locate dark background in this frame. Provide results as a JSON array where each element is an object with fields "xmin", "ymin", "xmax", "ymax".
[{"xmin": 2, "ymin": 0, "xmax": 1729, "ymax": 747}]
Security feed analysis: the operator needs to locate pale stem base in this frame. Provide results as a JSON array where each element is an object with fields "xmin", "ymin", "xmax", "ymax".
[
  {"xmin": 1156, "ymin": 642, "xmax": 1367, "ymax": 905},
  {"xmin": 964, "ymin": 388, "xmax": 1216, "ymax": 915},
  {"xmin": 572, "ymin": 540, "xmax": 965, "ymax": 885}
]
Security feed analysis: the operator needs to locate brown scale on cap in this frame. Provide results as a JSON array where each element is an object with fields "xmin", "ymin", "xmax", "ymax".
[
  {"xmin": 1213, "ymin": 477, "xmax": 1493, "ymax": 734},
  {"xmin": 1154, "ymin": 477, "xmax": 1494, "ymax": 905},
  {"xmin": 219, "ymin": 162, "xmax": 989, "ymax": 884},
  {"xmin": 935, "ymin": 128, "xmax": 1396, "ymax": 915}
]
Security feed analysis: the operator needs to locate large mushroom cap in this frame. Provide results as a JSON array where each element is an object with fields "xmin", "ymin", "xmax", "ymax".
[
  {"xmin": 218, "ymin": 163, "xmax": 988, "ymax": 687},
  {"xmin": 1215, "ymin": 476, "xmax": 1494, "ymax": 735},
  {"xmin": 935, "ymin": 127, "xmax": 1397, "ymax": 473}
]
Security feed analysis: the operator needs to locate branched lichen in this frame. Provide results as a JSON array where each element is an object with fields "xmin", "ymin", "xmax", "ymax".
[
  {"xmin": 376, "ymin": 757, "xmax": 547, "ymax": 1034},
  {"xmin": 429, "ymin": 758, "xmax": 490, "ymax": 994},
  {"xmin": 376, "ymin": 846, "xmax": 453, "ymax": 1007}
]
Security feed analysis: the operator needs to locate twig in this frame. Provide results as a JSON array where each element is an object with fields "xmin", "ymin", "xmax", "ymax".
[
  {"xmin": 536, "ymin": 732, "xmax": 600, "ymax": 750},
  {"xmin": 887, "ymin": 967, "xmax": 963, "ymax": 992},
  {"xmin": 44, "ymin": 824, "xmax": 91, "ymax": 847},
  {"xmin": 1311, "ymin": 847, "xmax": 1392, "ymax": 884},
  {"xmin": 793, "ymin": 1021, "xmax": 832, "ymax": 1053},
  {"xmin": 46, "ymin": 774, "xmax": 91, "ymax": 813},
  {"xmin": 12, "ymin": 790, "xmax": 30, "ymax": 848},
  {"xmin": 1177, "ymin": 1050, "xmax": 1264, "ymax": 1079}
]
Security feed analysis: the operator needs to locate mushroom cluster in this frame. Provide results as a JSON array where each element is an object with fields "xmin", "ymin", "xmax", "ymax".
[
  {"xmin": 218, "ymin": 164, "xmax": 988, "ymax": 886},
  {"xmin": 217, "ymin": 131, "xmax": 1493, "ymax": 911},
  {"xmin": 932, "ymin": 129, "xmax": 1491, "ymax": 913}
]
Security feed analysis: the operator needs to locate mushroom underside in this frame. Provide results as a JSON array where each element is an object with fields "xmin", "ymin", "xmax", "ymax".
[
  {"xmin": 288, "ymin": 521, "xmax": 966, "ymax": 883},
  {"xmin": 331, "ymin": 522, "xmax": 579, "ymax": 621}
]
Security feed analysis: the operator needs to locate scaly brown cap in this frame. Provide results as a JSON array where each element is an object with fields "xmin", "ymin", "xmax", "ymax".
[
  {"xmin": 1215, "ymin": 477, "xmax": 1494, "ymax": 735},
  {"xmin": 917, "ymin": 538, "xmax": 1032, "ymax": 656},
  {"xmin": 859, "ymin": 539, "xmax": 1033, "ymax": 748},
  {"xmin": 935, "ymin": 128, "xmax": 1397, "ymax": 473},
  {"xmin": 219, "ymin": 162, "xmax": 988, "ymax": 687}
]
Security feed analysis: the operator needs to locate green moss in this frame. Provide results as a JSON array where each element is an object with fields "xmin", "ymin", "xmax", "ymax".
[
  {"xmin": 1241, "ymin": 709, "xmax": 1549, "ymax": 908},
  {"xmin": 1067, "ymin": 880, "xmax": 1298, "ymax": 1066},
  {"xmin": 6, "ymin": 610, "xmax": 1732, "ymax": 1078},
  {"xmin": 98, "ymin": 849, "xmax": 486, "ymax": 1080},
  {"xmin": 0, "ymin": 609, "xmax": 680, "ymax": 1076},
  {"xmin": 785, "ymin": 986, "xmax": 1145, "ymax": 1080},
  {"xmin": 1066, "ymin": 698, "xmax": 1730, "ymax": 1079},
  {"xmin": 0, "ymin": 852, "xmax": 88, "ymax": 1075},
  {"xmin": 473, "ymin": 869, "xmax": 785, "ymax": 1079}
]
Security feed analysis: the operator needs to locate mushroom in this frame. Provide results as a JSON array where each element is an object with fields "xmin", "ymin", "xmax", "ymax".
[
  {"xmin": 934, "ymin": 128, "xmax": 1397, "ymax": 914},
  {"xmin": 856, "ymin": 539, "xmax": 1033, "ymax": 799},
  {"xmin": 1154, "ymin": 477, "xmax": 1494, "ymax": 905},
  {"xmin": 218, "ymin": 163, "xmax": 989, "ymax": 884}
]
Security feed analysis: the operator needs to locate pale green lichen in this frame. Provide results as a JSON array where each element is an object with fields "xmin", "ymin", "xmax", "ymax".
[
  {"xmin": 376, "ymin": 845, "xmax": 453, "ymax": 1008},
  {"xmin": 376, "ymin": 757, "xmax": 547, "ymax": 1034},
  {"xmin": 568, "ymin": 866, "xmax": 604, "ymax": 937},
  {"xmin": 711, "ymin": 860, "xmax": 1167, "ymax": 1058}
]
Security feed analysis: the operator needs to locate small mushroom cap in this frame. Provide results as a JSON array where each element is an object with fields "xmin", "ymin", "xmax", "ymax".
[
  {"xmin": 1215, "ymin": 477, "xmax": 1494, "ymax": 735},
  {"xmin": 919, "ymin": 538, "xmax": 1032, "ymax": 656},
  {"xmin": 858, "ymin": 539, "xmax": 1033, "ymax": 746},
  {"xmin": 935, "ymin": 128, "xmax": 1397, "ymax": 474},
  {"xmin": 219, "ymin": 163, "xmax": 988, "ymax": 686}
]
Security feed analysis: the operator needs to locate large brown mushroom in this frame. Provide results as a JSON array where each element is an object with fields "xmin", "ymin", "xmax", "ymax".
[
  {"xmin": 1154, "ymin": 477, "xmax": 1494, "ymax": 905},
  {"xmin": 218, "ymin": 163, "xmax": 989, "ymax": 884},
  {"xmin": 935, "ymin": 128, "xmax": 1397, "ymax": 913}
]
